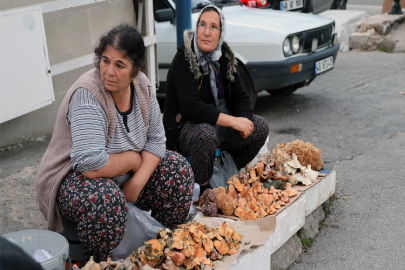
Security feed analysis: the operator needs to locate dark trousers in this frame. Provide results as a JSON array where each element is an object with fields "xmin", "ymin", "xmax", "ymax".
[
  {"xmin": 178, "ymin": 115, "xmax": 269, "ymax": 185},
  {"xmin": 57, "ymin": 150, "xmax": 193, "ymax": 261}
]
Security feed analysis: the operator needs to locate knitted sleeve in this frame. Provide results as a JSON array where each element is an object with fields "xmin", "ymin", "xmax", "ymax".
[
  {"xmin": 68, "ymin": 88, "xmax": 109, "ymax": 172},
  {"xmin": 143, "ymin": 95, "xmax": 166, "ymax": 158}
]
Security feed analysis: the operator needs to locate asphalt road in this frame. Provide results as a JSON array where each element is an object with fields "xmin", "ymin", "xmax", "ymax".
[
  {"xmin": 254, "ymin": 51, "xmax": 405, "ymax": 269},
  {"xmin": 1, "ymin": 51, "xmax": 404, "ymax": 269}
]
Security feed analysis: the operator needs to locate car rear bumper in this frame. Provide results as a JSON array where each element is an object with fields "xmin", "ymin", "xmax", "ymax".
[{"xmin": 245, "ymin": 43, "xmax": 339, "ymax": 91}]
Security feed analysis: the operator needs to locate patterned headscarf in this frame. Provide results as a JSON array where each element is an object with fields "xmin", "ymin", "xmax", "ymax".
[{"xmin": 193, "ymin": 5, "xmax": 226, "ymax": 106}]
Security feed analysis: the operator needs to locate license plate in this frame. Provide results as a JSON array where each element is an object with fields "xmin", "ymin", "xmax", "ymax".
[
  {"xmin": 280, "ymin": 0, "xmax": 304, "ymax": 11},
  {"xmin": 315, "ymin": 56, "xmax": 334, "ymax": 75}
]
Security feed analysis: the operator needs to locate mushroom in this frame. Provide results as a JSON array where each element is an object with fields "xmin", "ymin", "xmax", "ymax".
[
  {"xmin": 228, "ymin": 184, "xmax": 238, "ymax": 200},
  {"xmin": 255, "ymin": 203, "xmax": 268, "ymax": 218},
  {"xmin": 286, "ymin": 153, "xmax": 302, "ymax": 168},
  {"xmin": 292, "ymin": 171, "xmax": 312, "ymax": 186},
  {"xmin": 285, "ymin": 183, "xmax": 298, "ymax": 197},
  {"xmin": 82, "ymin": 257, "xmax": 100, "ymax": 270},
  {"xmin": 214, "ymin": 240, "xmax": 230, "ymax": 255},
  {"xmin": 165, "ymin": 250, "xmax": 186, "ymax": 266},
  {"xmin": 248, "ymin": 167, "xmax": 258, "ymax": 183},
  {"xmin": 303, "ymin": 164, "xmax": 319, "ymax": 183},
  {"xmin": 254, "ymin": 161, "xmax": 265, "ymax": 178},
  {"xmin": 162, "ymin": 257, "xmax": 180, "ymax": 270},
  {"xmin": 283, "ymin": 163, "xmax": 297, "ymax": 175}
]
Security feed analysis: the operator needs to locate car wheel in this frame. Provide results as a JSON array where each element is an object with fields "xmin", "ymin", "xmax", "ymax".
[
  {"xmin": 267, "ymin": 85, "xmax": 299, "ymax": 96},
  {"xmin": 239, "ymin": 65, "xmax": 257, "ymax": 108}
]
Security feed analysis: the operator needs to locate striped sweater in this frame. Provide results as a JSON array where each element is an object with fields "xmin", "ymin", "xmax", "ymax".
[
  {"xmin": 68, "ymin": 85, "xmax": 165, "ymax": 185},
  {"xmin": 35, "ymin": 68, "xmax": 160, "ymax": 232}
]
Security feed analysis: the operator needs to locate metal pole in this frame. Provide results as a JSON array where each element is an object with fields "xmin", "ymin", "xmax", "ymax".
[
  {"xmin": 176, "ymin": 0, "xmax": 192, "ymax": 46},
  {"xmin": 389, "ymin": 0, "xmax": 404, "ymax": 14}
]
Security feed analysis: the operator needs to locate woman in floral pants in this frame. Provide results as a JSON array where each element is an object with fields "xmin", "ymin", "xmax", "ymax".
[
  {"xmin": 57, "ymin": 151, "xmax": 193, "ymax": 261},
  {"xmin": 36, "ymin": 24, "xmax": 194, "ymax": 262}
]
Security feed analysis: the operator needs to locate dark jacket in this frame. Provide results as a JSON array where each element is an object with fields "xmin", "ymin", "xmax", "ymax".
[{"xmin": 163, "ymin": 30, "xmax": 253, "ymax": 150}]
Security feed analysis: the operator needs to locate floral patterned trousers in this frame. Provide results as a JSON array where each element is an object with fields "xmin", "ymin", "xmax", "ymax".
[
  {"xmin": 56, "ymin": 150, "xmax": 194, "ymax": 261},
  {"xmin": 179, "ymin": 114, "xmax": 269, "ymax": 185}
]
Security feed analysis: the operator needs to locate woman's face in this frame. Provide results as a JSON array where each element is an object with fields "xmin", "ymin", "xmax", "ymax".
[
  {"xmin": 100, "ymin": 45, "xmax": 134, "ymax": 93},
  {"xmin": 197, "ymin": 10, "xmax": 221, "ymax": 54}
]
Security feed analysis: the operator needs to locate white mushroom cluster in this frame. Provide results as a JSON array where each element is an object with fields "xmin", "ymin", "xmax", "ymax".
[{"xmin": 283, "ymin": 154, "xmax": 319, "ymax": 186}]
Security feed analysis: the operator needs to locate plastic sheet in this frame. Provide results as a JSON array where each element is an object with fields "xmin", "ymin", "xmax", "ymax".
[
  {"xmin": 112, "ymin": 204, "xmax": 164, "ymax": 260},
  {"xmin": 209, "ymin": 151, "xmax": 238, "ymax": 188}
]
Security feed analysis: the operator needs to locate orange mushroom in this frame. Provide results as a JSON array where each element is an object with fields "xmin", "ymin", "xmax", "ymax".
[
  {"xmin": 255, "ymin": 204, "xmax": 268, "ymax": 218},
  {"xmin": 228, "ymin": 242, "xmax": 240, "ymax": 250},
  {"xmin": 248, "ymin": 167, "xmax": 258, "ymax": 183},
  {"xmin": 218, "ymin": 222, "xmax": 234, "ymax": 237},
  {"xmin": 195, "ymin": 256, "xmax": 211, "ymax": 266},
  {"xmin": 213, "ymin": 240, "xmax": 230, "ymax": 255},
  {"xmin": 180, "ymin": 244, "xmax": 195, "ymax": 258},
  {"xmin": 201, "ymin": 234, "xmax": 214, "ymax": 253},
  {"xmin": 193, "ymin": 244, "xmax": 205, "ymax": 258},
  {"xmin": 255, "ymin": 161, "xmax": 265, "ymax": 178},
  {"xmin": 165, "ymin": 251, "xmax": 186, "ymax": 267},
  {"xmin": 228, "ymin": 247, "xmax": 238, "ymax": 255},
  {"xmin": 234, "ymin": 205, "xmax": 247, "ymax": 220},
  {"xmin": 285, "ymin": 183, "xmax": 298, "ymax": 197},
  {"xmin": 232, "ymin": 178, "xmax": 246, "ymax": 192},
  {"xmin": 144, "ymin": 239, "xmax": 166, "ymax": 259},
  {"xmin": 231, "ymin": 231, "xmax": 242, "ymax": 242},
  {"xmin": 228, "ymin": 184, "xmax": 238, "ymax": 200},
  {"xmin": 248, "ymin": 199, "xmax": 259, "ymax": 212}
]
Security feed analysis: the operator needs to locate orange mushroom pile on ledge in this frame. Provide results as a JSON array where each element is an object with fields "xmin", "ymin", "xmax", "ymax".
[
  {"xmin": 199, "ymin": 163, "xmax": 298, "ymax": 220},
  {"xmin": 130, "ymin": 221, "xmax": 242, "ymax": 270}
]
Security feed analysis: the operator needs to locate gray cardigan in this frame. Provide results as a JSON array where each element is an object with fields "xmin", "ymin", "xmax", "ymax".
[{"xmin": 35, "ymin": 68, "xmax": 153, "ymax": 232}]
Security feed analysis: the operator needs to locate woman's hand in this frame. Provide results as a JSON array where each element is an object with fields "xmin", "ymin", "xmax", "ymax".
[
  {"xmin": 121, "ymin": 175, "xmax": 142, "ymax": 202},
  {"xmin": 122, "ymin": 151, "xmax": 161, "ymax": 202},
  {"xmin": 217, "ymin": 113, "xmax": 254, "ymax": 139},
  {"xmin": 231, "ymin": 117, "xmax": 254, "ymax": 139}
]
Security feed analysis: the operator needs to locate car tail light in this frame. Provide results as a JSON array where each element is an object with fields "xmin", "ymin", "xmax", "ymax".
[{"xmin": 240, "ymin": 0, "xmax": 268, "ymax": 7}]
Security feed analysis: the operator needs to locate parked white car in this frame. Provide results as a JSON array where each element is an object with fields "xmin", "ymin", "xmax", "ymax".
[{"xmin": 154, "ymin": 0, "xmax": 339, "ymax": 106}]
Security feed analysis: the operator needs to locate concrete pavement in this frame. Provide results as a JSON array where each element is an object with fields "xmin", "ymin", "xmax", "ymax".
[{"xmin": 254, "ymin": 51, "xmax": 405, "ymax": 269}]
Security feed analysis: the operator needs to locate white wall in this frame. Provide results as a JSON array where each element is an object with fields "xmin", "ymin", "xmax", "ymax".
[{"xmin": 0, "ymin": 0, "xmax": 156, "ymax": 147}]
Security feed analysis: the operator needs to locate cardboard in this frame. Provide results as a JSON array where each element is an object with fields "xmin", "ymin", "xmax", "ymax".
[
  {"xmin": 293, "ymin": 170, "xmax": 334, "ymax": 193},
  {"xmin": 382, "ymin": 0, "xmax": 405, "ymax": 13},
  {"xmin": 122, "ymin": 215, "xmax": 276, "ymax": 270}
]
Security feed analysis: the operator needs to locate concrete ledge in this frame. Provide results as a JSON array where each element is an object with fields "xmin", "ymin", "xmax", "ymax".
[
  {"xmin": 230, "ymin": 171, "xmax": 336, "ymax": 269},
  {"xmin": 303, "ymin": 170, "xmax": 336, "ymax": 216}
]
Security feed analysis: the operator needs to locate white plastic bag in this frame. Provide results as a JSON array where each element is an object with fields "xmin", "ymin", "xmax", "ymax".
[
  {"xmin": 112, "ymin": 204, "xmax": 164, "ymax": 259},
  {"xmin": 209, "ymin": 151, "xmax": 238, "ymax": 188},
  {"xmin": 33, "ymin": 249, "xmax": 52, "ymax": 263},
  {"xmin": 187, "ymin": 183, "xmax": 201, "ymax": 219}
]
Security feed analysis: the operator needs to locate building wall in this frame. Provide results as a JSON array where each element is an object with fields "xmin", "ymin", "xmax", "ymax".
[{"xmin": 0, "ymin": 0, "xmax": 137, "ymax": 147}]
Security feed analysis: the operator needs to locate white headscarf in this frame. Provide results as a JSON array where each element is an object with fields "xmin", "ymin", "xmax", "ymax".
[{"xmin": 193, "ymin": 5, "xmax": 226, "ymax": 106}]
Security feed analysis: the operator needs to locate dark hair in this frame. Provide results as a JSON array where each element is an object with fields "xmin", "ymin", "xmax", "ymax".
[
  {"xmin": 198, "ymin": 6, "xmax": 222, "ymax": 28},
  {"xmin": 94, "ymin": 24, "xmax": 145, "ymax": 77}
]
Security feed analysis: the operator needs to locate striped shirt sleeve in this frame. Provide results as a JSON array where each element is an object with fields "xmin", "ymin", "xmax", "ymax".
[
  {"xmin": 68, "ymin": 88, "xmax": 109, "ymax": 172},
  {"xmin": 143, "ymin": 95, "xmax": 166, "ymax": 158}
]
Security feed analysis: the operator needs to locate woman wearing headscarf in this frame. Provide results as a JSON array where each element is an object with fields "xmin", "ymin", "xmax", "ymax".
[{"xmin": 163, "ymin": 5, "xmax": 269, "ymax": 192}]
